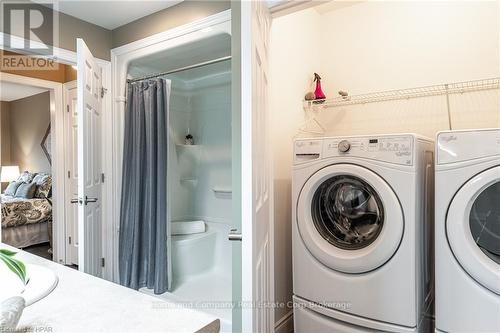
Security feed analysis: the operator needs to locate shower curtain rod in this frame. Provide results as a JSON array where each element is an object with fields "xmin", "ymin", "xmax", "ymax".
[{"xmin": 127, "ymin": 56, "xmax": 232, "ymax": 83}]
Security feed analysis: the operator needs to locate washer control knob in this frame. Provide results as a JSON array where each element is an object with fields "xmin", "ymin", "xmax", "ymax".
[{"xmin": 338, "ymin": 140, "xmax": 351, "ymax": 153}]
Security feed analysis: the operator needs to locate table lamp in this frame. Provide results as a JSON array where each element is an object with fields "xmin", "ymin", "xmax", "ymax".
[{"xmin": 1, "ymin": 166, "xmax": 20, "ymax": 183}]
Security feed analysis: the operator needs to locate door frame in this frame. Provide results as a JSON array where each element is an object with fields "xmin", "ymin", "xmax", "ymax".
[
  {"xmin": 109, "ymin": 9, "xmax": 231, "ymax": 283},
  {"xmin": 0, "ymin": 33, "xmax": 113, "ymax": 279},
  {"xmin": 239, "ymin": 2, "xmax": 275, "ymax": 330},
  {"xmin": 63, "ymin": 80, "xmax": 78, "ymax": 265}
]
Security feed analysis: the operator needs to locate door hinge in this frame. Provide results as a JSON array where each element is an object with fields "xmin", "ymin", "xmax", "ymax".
[
  {"xmin": 100, "ymin": 87, "xmax": 107, "ymax": 98},
  {"xmin": 101, "ymin": 173, "xmax": 105, "ymax": 183},
  {"xmin": 68, "ymin": 170, "xmax": 71, "ymax": 179},
  {"xmin": 101, "ymin": 258, "xmax": 105, "ymax": 267},
  {"xmin": 68, "ymin": 236, "xmax": 72, "ymax": 245},
  {"xmin": 66, "ymin": 104, "xmax": 70, "ymax": 113}
]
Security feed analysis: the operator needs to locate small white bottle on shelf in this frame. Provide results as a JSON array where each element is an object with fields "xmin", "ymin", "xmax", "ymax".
[{"xmin": 184, "ymin": 128, "xmax": 194, "ymax": 145}]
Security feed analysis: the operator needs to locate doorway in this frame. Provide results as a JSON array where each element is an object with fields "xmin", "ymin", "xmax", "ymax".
[
  {"xmin": 0, "ymin": 46, "xmax": 113, "ymax": 281},
  {"xmin": 0, "ymin": 66, "xmax": 69, "ymax": 263}
]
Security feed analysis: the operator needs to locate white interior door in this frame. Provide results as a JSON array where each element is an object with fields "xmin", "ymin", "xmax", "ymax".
[
  {"xmin": 64, "ymin": 81, "xmax": 79, "ymax": 265},
  {"xmin": 239, "ymin": 1, "xmax": 274, "ymax": 332},
  {"xmin": 76, "ymin": 38, "xmax": 103, "ymax": 276}
]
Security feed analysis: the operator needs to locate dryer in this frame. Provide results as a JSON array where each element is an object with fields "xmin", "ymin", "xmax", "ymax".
[
  {"xmin": 435, "ymin": 129, "xmax": 500, "ymax": 333},
  {"xmin": 292, "ymin": 134, "xmax": 434, "ymax": 332}
]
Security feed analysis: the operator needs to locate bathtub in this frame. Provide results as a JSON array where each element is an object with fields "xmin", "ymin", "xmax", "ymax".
[
  {"xmin": 172, "ymin": 228, "xmax": 217, "ymax": 279},
  {"xmin": 171, "ymin": 221, "xmax": 231, "ymax": 281},
  {"xmin": 147, "ymin": 220, "xmax": 233, "ymax": 332}
]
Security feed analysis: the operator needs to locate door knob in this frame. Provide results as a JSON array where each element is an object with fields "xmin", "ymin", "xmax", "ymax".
[
  {"xmin": 71, "ymin": 197, "xmax": 98, "ymax": 205},
  {"xmin": 84, "ymin": 196, "xmax": 98, "ymax": 205},
  {"xmin": 70, "ymin": 198, "xmax": 82, "ymax": 204},
  {"xmin": 228, "ymin": 229, "xmax": 242, "ymax": 241}
]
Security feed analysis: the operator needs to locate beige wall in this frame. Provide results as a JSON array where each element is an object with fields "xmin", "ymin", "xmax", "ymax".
[
  {"xmin": 0, "ymin": 101, "xmax": 12, "ymax": 166},
  {"xmin": 1, "ymin": 1, "xmax": 230, "ymax": 60},
  {"xmin": 269, "ymin": 0, "xmax": 500, "ymax": 326},
  {"xmin": 112, "ymin": 1, "xmax": 230, "ymax": 48},
  {"xmin": 9, "ymin": 92, "xmax": 51, "ymax": 174},
  {"xmin": 0, "ymin": 0, "xmax": 112, "ymax": 60},
  {"xmin": 269, "ymin": 8, "xmax": 322, "ymax": 325},
  {"xmin": 58, "ymin": 11, "xmax": 113, "ymax": 60},
  {"xmin": 314, "ymin": 0, "xmax": 500, "ymax": 137}
]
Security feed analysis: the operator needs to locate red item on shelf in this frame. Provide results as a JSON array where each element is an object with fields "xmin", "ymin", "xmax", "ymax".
[{"xmin": 314, "ymin": 73, "xmax": 326, "ymax": 99}]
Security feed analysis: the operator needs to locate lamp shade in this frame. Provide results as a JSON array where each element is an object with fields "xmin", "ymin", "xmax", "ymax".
[{"xmin": 1, "ymin": 166, "xmax": 20, "ymax": 182}]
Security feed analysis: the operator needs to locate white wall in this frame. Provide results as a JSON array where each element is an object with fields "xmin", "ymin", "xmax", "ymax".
[
  {"xmin": 167, "ymin": 65, "xmax": 232, "ymax": 225},
  {"xmin": 169, "ymin": 86, "xmax": 195, "ymax": 220},
  {"xmin": 269, "ymin": 0, "xmax": 499, "ymax": 326},
  {"xmin": 315, "ymin": 0, "xmax": 500, "ymax": 137},
  {"xmin": 190, "ymin": 79, "xmax": 232, "ymax": 224},
  {"xmin": 269, "ymin": 7, "xmax": 322, "ymax": 327}
]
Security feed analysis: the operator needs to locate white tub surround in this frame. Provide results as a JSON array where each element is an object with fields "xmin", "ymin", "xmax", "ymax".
[
  {"xmin": 1, "ymin": 244, "xmax": 220, "ymax": 333},
  {"xmin": 171, "ymin": 220, "xmax": 206, "ymax": 235},
  {"xmin": 141, "ymin": 221, "xmax": 232, "ymax": 332}
]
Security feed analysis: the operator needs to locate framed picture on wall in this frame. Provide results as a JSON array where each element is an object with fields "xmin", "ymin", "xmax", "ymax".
[{"xmin": 41, "ymin": 124, "xmax": 51, "ymax": 165}]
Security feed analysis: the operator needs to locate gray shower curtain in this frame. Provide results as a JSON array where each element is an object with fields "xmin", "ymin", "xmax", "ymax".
[{"xmin": 119, "ymin": 78, "xmax": 172, "ymax": 294}]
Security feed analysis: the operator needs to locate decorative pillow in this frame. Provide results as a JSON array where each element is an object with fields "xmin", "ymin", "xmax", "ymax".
[
  {"xmin": 18, "ymin": 171, "xmax": 36, "ymax": 183},
  {"xmin": 33, "ymin": 173, "xmax": 52, "ymax": 198},
  {"xmin": 4, "ymin": 181, "xmax": 22, "ymax": 196},
  {"xmin": 14, "ymin": 182, "xmax": 37, "ymax": 199}
]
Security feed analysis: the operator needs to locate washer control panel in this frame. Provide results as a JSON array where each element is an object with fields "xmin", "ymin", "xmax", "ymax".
[
  {"xmin": 338, "ymin": 140, "xmax": 351, "ymax": 153},
  {"xmin": 437, "ymin": 129, "xmax": 500, "ymax": 164},
  {"xmin": 294, "ymin": 135, "xmax": 414, "ymax": 166},
  {"xmin": 294, "ymin": 139, "xmax": 323, "ymax": 164},
  {"xmin": 324, "ymin": 136, "xmax": 414, "ymax": 165}
]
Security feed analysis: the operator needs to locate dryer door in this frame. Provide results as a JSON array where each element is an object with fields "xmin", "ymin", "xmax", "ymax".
[
  {"xmin": 296, "ymin": 164, "xmax": 404, "ymax": 273},
  {"xmin": 447, "ymin": 166, "xmax": 500, "ymax": 295}
]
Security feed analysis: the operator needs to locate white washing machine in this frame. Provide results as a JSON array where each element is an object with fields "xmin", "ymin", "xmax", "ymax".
[
  {"xmin": 435, "ymin": 129, "xmax": 500, "ymax": 333},
  {"xmin": 292, "ymin": 134, "xmax": 435, "ymax": 332}
]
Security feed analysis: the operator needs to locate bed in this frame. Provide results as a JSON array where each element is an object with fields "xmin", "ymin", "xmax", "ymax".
[{"xmin": 1, "ymin": 172, "xmax": 53, "ymax": 248}]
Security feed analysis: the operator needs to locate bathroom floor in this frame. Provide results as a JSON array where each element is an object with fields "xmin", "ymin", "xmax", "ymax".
[{"xmin": 141, "ymin": 269, "xmax": 232, "ymax": 332}]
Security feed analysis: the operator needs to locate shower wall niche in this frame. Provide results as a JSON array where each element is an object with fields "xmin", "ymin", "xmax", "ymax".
[{"xmin": 168, "ymin": 59, "xmax": 232, "ymax": 225}]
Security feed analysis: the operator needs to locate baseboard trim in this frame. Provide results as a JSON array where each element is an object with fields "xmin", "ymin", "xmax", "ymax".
[{"xmin": 275, "ymin": 310, "xmax": 294, "ymax": 333}]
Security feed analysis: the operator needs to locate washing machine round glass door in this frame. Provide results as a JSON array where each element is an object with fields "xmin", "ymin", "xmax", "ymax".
[
  {"xmin": 447, "ymin": 166, "xmax": 500, "ymax": 295},
  {"xmin": 297, "ymin": 164, "xmax": 404, "ymax": 273}
]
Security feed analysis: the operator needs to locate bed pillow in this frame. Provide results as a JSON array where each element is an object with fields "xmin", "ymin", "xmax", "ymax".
[
  {"xmin": 18, "ymin": 171, "xmax": 36, "ymax": 183},
  {"xmin": 14, "ymin": 182, "xmax": 37, "ymax": 199},
  {"xmin": 4, "ymin": 181, "xmax": 22, "ymax": 196},
  {"xmin": 33, "ymin": 173, "xmax": 52, "ymax": 198}
]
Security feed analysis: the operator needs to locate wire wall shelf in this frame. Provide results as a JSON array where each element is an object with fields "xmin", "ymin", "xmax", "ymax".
[{"xmin": 303, "ymin": 77, "xmax": 500, "ymax": 110}]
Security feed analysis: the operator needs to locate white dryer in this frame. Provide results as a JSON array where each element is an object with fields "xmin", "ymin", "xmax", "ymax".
[
  {"xmin": 292, "ymin": 134, "xmax": 434, "ymax": 332},
  {"xmin": 435, "ymin": 129, "xmax": 500, "ymax": 333}
]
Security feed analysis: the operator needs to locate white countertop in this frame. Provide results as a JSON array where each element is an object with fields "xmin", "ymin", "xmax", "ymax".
[{"xmin": 1, "ymin": 244, "xmax": 219, "ymax": 333}]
